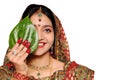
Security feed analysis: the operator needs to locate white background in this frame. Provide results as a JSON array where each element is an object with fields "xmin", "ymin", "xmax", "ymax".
[{"xmin": 0, "ymin": 0, "xmax": 120, "ymax": 80}]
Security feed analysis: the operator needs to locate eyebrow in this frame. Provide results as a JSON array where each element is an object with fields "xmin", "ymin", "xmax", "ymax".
[{"xmin": 42, "ymin": 25, "xmax": 53, "ymax": 28}]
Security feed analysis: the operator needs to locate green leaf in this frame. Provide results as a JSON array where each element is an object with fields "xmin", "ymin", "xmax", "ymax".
[{"xmin": 9, "ymin": 16, "xmax": 39, "ymax": 53}]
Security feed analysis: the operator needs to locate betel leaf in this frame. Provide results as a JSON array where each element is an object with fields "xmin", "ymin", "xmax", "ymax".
[{"xmin": 9, "ymin": 16, "xmax": 39, "ymax": 53}]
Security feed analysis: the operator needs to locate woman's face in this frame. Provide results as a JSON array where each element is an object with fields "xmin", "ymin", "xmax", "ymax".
[{"xmin": 30, "ymin": 10, "xmax": 54, "ymax": 56}]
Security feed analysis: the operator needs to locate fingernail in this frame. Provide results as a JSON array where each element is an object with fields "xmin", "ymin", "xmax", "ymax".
[
  {"xmin": 17, "ymin": 38, "xmax": 23, "ymax": 44},
  {"xmin": 22, "ymin": 40, "xmax": 28, "ymax": 46},
  {"xmin": 25, "ymin": 42, "xmax": 31, "ymax": 48},
  {"xmin": 26, "ymin": 48, "xmax": 31, "ymax": 54}
]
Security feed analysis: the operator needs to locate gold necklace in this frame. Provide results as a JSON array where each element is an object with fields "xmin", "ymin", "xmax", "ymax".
[{"xmin": 28, "ymin": 57, "xmax": 52, "ymax": 79}]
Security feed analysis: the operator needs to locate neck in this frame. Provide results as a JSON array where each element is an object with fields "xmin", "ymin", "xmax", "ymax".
[{"xmin": 27, "ymin": 52, "xmax": 51, "ymax": 67}]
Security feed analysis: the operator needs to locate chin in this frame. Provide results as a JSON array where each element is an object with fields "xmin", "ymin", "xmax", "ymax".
[{"xmin": 32, "ymin": 52, "xmax": 45, "ymax": 56}]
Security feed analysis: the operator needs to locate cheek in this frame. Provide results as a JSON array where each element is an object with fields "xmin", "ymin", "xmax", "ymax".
[
  {"xmin": 50, "ymin": 35, "xmax": 54, "ymax": 43},
  {"xmin": 48, "ymin": 34, "xmax": 54, "ymax": 44}
]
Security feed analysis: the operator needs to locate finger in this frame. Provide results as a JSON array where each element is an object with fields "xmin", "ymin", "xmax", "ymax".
[
  {"xmin": 7, "ymin": 41, "xmax": 30, "ymax": 62},
  {"xmin": 20, "ymin": 48, "xmax": 31, "ymax": 61},
  {"xmin": 7, "ymin": 38, "xmax": 22, "ymax": 57},
  {"xmin": 17, "ymin": 38, "xmax": 23, "ymax": 44},
  {"xmin": 16, "ymin": 40, "xmax": 28, "ymax": 54},
  {"xmin": 17, "ymin": 47, "xmax": 27, "ymax": 57},
  {"xmin": 12, "ymin": 38, "xmax": 23, "ymax": 50},
  {"xmin": 7, "ymin": 43, "xmax": 19, "ymax": 57},
  {"xmin": 6, "ymin": 49, "xmax": 12, "ymax": 56},
  {"xmin": 8, "ymin": 49, "xmax": 11, "ymax": 52},
  {"xmin": 6, "ymin": 52, "xmax": 20, "ymax": 64},
  {"xmin": 17, "ymin": 41, "xmax": 31, "ymax": 57}
]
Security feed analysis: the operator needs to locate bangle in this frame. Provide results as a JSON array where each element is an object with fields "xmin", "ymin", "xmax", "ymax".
[{"xmin": 13, "ymin": 72, "xmax": 29, "ymax": 80}]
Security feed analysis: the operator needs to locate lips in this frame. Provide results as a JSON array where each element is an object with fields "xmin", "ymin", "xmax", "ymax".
[{"xmin": 38, "ymin": 42, "xmax": 46, "ymax": 48}]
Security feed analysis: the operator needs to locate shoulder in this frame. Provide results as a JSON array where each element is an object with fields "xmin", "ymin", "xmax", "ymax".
[
  {"xmin": 75, "ymin": 63, "xmax": 94, "ymax": 78},
  {"xmin": 65, "ymin": 61, "xmax": 94, "ymax": 80}
]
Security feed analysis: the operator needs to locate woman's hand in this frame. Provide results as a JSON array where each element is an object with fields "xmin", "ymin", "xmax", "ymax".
[{"xmin": 6, "ymin": 38, "xmax": 31, "ymax": 75}]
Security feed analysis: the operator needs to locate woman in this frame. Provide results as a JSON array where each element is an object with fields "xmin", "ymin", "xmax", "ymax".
[{"xmin": 0, "ymin": 4, "xmax": 94, "ymax": 80}]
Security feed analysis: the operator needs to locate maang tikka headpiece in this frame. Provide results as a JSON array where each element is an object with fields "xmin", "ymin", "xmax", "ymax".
[
  {"xmin": 38, "ymin": 7, "xmax": 42, "ymax": 17},
  {"xmin": 38, "ymin": 7, "xmax": 42, "ymax": 22}
]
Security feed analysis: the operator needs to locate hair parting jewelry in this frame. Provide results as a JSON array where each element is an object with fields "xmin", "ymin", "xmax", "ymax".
[
  {"xmin": 38, "ymin": 12, "xmax": 42, "ymax": 22},
  {"xmin": 38, "ymin": 13, "xmax": 42, "ymax": 17},
  {"xmin": 37, "ymin": 7, "xmax": 42, "ymax": 23},
  {"xmin": 38, "ymin": 7, "xmax": 42, "ymax": 17},
  {"xmin": 39, "ymin": 7, "xmax": 42, "ymax": 12}
]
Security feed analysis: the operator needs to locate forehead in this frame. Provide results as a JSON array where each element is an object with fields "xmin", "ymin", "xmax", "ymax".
[{"xmin": 30, "ymin": 10, "xmax": 52, "ymax": 26}]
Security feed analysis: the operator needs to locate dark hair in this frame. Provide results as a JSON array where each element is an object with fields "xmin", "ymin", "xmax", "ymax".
[
  {"xmin": 22, "ymin": 4, "xmax": 56, "ymax": 57},
  {"xmin": 21, "ymin": 4, "xmax": 56, "ymax": 29}
]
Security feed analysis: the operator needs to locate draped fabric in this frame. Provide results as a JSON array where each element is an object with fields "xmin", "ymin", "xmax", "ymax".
[{"xmin": 0, "ymin": 12, "xmax": 94, "ymax": 80}]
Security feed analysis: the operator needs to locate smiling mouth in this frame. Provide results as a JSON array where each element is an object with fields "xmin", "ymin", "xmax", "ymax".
[{"xmin": 38, "ymin": 42, "xmax": 46, "ymax": 48}]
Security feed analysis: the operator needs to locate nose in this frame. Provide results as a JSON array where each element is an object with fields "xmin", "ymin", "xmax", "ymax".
[{"xmin": 37, "ymin": 29, "xmax": 44, "ymax": 41}]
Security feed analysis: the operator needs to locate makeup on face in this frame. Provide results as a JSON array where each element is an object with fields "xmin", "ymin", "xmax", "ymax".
[
  {"xmin": 39, "ymin": 19, "xmax": 41, "ymax": 22},
  {"xmin": 38, "ymin": 13, "xmax": 42, "ymax": 22},
  {"xmin": 30, "ymin": 11, "xmax": 54, "ymax": 56},
  {"xmin": 38, "ymin": 42, "xmax": 46, "ymax": 48},
  {"xmin": 32, "ymin": 13, "xmax": 53, "ymax": 29}
]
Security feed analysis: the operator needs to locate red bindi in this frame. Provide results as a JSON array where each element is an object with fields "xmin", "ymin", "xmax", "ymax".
[{"xmin": 38, "ymin": 19, "xmax": 41, "ymax": 22}]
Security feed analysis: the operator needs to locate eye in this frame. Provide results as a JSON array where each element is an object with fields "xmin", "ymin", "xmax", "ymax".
[{"xmin": 44, "ymin": 28, "xmax": 52, "ymax": 33}]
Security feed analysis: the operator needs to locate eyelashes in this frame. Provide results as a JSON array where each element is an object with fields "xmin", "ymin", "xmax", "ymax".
[{"xmin": 44, "ymin": 28, "xmax": 52, "ymax": 33}]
